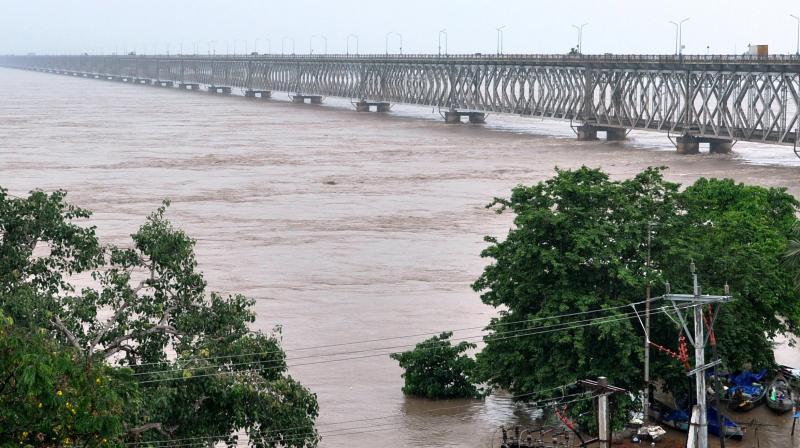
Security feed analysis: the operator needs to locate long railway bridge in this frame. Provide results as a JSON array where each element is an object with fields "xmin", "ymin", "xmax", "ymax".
[{"xmin": 2, "ymin": 54, "xmax": 799, "ymax": 153}]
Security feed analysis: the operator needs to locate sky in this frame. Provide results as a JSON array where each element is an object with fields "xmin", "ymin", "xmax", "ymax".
[{"xmin": 2, "ymin": 0, "xmax": 800, "ymax": 56}]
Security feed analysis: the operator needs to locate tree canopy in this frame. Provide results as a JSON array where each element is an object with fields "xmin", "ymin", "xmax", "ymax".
[
  {"xmin": 472, "ymin": 167, "xmax": 800, "ymax": 428},
  {"xmin": 390, "ymin": 331, "xmax": 482, "ymax": 399},
  {"xmin": 0, "ymin": 188, "xmax": 319, "ymax": 447}
]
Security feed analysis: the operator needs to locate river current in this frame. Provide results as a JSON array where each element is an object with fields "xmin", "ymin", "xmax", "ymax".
[{"xmin": 1, "ymin": 68, "xmax": 798, "ymax": 447}]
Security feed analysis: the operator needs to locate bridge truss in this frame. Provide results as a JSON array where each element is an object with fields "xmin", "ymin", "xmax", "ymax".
[{"xmin": 2, "ymin": 54, "xmax": 799, "ymax": 146}]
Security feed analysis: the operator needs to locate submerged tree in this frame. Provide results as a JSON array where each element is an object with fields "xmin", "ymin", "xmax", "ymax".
[
  {"xmin": 390, "ymin": 332, "xmax": 482, "ymax": 399},
  {"xmin": 472, "ymin": 167, "xmax": 800, "ymax": 429},
  {"xmin": 0, "ymin": 188, "xmax": 319, "ymax": 447}
]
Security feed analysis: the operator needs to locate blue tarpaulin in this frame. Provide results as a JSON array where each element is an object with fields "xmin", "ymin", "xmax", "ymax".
[{"xmin": 728, "ymin": 369, "xmax": 766, "ymax": 397}]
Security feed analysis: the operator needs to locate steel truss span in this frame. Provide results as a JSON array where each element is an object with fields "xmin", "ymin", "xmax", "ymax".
[{"xmin": 2, "ymin": 54, "xmax": 799, "ymax": 146}]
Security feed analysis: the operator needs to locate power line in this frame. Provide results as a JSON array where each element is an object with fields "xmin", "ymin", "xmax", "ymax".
[
  {"xmin": 133, "ymin": 306, "xmax": 649, "ymax": 376},
  {"xmin": 125, "ymin": 390, "xmax": 594, "ymax": 447},
  {"xmin": 128, "ymin": 298, "xmax": 659, "ymax": 368},
  {"xmin": 137, "ymin": 305, "xmax": 690, "ymax": 384},
  {"xmin": 138, "ymin": 306, "xmax": 689, "ymax": 383}
]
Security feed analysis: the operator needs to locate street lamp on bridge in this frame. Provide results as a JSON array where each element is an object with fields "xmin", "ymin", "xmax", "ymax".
[
  {"xmin": 347, "ymin": 34, "xmax": 359, "ymax": 55},
  {"xmin": 496, "ymin": 26, "xmax": 506, "ymax": 55},
  {"xmin": 385, "ymin": 32, "xmax": 403, "ymax": 55},
  {"xmin": 571, "ymin": 23, "xmax": 588, "ymax": 54},
  {"xmin": 669, "ymin": 17, "xmax": 690, "ymax": 55},
  {"xmin": 791, "ymin": 14, "xmax": 800, "ymax": 55},
  {"xmin": 310, "ymin": 35, "xmax": 328, "ymax": 55},
  {"xmin": 438, "ymin": 29, "xmax": 448, "ymax": 56},
  {"xmin": 281, "ymin": 37, "xmax": 295, "ymax": 56}
]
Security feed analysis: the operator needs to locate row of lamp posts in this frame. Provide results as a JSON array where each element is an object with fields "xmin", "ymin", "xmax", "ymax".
[{"xmin": 91, "ymin": 14, "xmax": 800, "ymax": 57}]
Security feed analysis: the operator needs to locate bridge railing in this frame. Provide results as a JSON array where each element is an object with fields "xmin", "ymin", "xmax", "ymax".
[{"xmin": 9, "ymin": 53, "xmax": 800, "ymax": 65}]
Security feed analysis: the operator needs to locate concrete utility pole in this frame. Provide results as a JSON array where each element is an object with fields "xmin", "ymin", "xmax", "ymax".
[
  {"xmin": 664, "ymin": 263, "xmax": 733, "ymax": 448},
  {"xmin": 580, "ymin": 377, "xmax": 626, "ymax": 448},
  {"xmin": 643, "ymin": 222, "xmax": 652, "ymax": 423}
]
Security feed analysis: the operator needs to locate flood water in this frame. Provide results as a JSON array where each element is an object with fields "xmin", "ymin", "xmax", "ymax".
[{"xmin": 1, "ymin": 68, "xmax": 799, "ymax": 447}]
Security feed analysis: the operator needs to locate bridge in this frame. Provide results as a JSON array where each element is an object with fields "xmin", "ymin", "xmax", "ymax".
[{"xmin": 2, "ymin": 54, "xmax": 799, "ymax": 153}]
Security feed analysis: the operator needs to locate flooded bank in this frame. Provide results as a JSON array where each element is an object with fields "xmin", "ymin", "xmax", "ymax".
[{"xmin": 1, "ymin": 68, "xmax": 798, "ymax": 447}]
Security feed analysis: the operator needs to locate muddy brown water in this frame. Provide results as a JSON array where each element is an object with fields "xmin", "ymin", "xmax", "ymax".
[{"xmin": 1, "ymin": 68, "xmax": 798, "ymax": 448}]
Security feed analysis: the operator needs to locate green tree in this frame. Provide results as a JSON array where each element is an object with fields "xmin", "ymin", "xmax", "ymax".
[
  {"xmin": 784, "ymin": 222, "xmax": 800, "ymax": 289},
  {"xmin": 472, "ymin": 167, "xmax": 800, "ymax": 430},
  {"xmin": 0, "ymin": 188, "xmax": 319, "ymax": 447},
  {"xmin": 390, "ymin": 332, "xmax": 482, "ymax": 399},
  {"xmin": 652, "ymin": 177, "xmax": 800, "ymax": 396}
]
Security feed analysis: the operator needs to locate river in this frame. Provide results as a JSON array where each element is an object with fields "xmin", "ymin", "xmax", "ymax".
[{"xmin": 0, "ymin": 67, "xmax": 798, "ymax": 447}]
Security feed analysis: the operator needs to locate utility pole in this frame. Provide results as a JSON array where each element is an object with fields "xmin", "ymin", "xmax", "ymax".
[
  {"xmin": 664, "ymin": 263, "xmax": 733, "ymax": 448},
  {"xmin": 580, "ymin": 377, "xmax": 626, "ymax": 448},
  {"xmin": 643, "ymin": 222, "xmax": 652, "ymax": 423}
]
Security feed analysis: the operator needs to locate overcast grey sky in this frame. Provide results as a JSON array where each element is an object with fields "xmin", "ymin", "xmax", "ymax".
[{"xmin": 2, "ymin": 0, "xmax": 799, "ymax": 56}]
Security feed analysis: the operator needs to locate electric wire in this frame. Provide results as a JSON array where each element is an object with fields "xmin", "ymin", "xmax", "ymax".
[
  {"xmin": 125, "ymin": 392, "xmax": 596, "ymax": 447},
  {"xmin": 136, "ymin": 305, "xmax": 692, "ymax": 384},
  {"xmin": 128, "ymin": 298, "xmax": 660, "ymax": 368},
  {"xmin": 129, "ymin": 298, "xmax": 672, "ymax": 374}
]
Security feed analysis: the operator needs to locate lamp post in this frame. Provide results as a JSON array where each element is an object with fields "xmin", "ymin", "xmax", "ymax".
[
  {"xmin": 496, "ymin": 26, "xmax": 506, "ymax": 55},
  {"xmin": 281, "ymin": 37, "xmax": 295, "ymax": 56},
  {"xmin": 791, "ymin": 14, "xmax": 800, "ymax": 55},
  {"xmin": 668, "ymin": 17, "xmax": 690, "ymax": 55},
  {"xmin": 255, "ymin": 38, "xmax": 261, "ymax": 54},
  {"xmin": 265, "ymin": 38, "xmax": 271, "ymax": 55},
  {"xmin": 438, "ymin": 29, "xmax": 448, "ymax": 56},
  {"xmin": 571, "ymin": 23, "xmax": 588, "ymax": 54},
  {"xmin": 310, "ymin": 35, "xmax": 327, "ymax": 55},
  {"xmin": 347, "ymin": 34, "xmax": 359, "ymax": 55},
  {"xmin": 385, "ymin": 32, "xmax": 402, "ymax": 55}
]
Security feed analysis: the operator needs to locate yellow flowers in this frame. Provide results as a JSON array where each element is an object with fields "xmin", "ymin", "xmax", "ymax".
[
  {"xmin": 95, "ymin": 377, "xmax": 102, "ymax": 385},
  {"xmin": 102, "ymin": 438, "xmax": 108, "ymax": 444},
  {"xmin": 37, "ymin": 402, "xmax": 42, "ymax": 409},
  {"xmin": 65, "ymin": 402, "xmax": 77, "ymax": 414},
  {"xmin": 56, "ymin": 390, "xmax": 63, "ymax": 397}
]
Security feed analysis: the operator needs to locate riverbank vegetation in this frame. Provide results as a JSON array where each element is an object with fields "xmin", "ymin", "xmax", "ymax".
[
  {"xmin": 392, "ymin": 166, "xmax": 800, "ymax": 431},
  {"xmin": 0, "ymin": 189, "xmax": 318, "ymax": 447}
]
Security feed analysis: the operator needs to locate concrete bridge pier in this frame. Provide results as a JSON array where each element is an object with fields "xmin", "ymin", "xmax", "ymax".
[
  {"xmin": 675, "ymin": 135, "xmax": 700, "ymax": 154},
  {"xmin": 675, "ymin": 134, "xmax": 733, "ymax": 154},
  {"xmin": 292, "ymin": 95, "xmax": 323, "ymax": 104},
  {"xmin": 355, "ymin": 100, "xmax": 391, "ymax": 112},
  {"xmin": 606, "ymin": 128, "xmax": 627, "ymax": 141},
  {"xmin": 444, "ymin": 110, "xmax": 486, "ymax": 124},
  {"xmin": 709, "ymin": 139, "xmax": 733, "ymax": 154},
  {"xmin": 576, "ymin": 125, "xmax": 598, "ymax": 140},
  {"xmin": 577, "ymin": 125, "xmax": 627, "ymax": 141},
  {"xmin": 208, "ymin": 86, "xmax": 233, "ymax": 94},
  {"xmin": 245, "ymin": 90, "xmax": 272, "ymax": 99}
]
